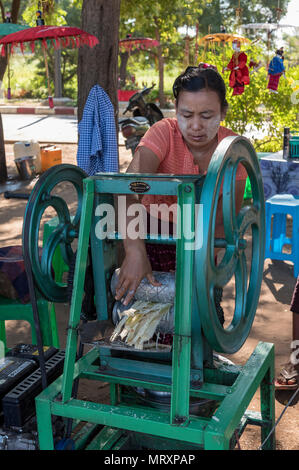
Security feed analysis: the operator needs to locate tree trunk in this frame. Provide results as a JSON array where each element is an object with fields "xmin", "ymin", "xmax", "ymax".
[
  {"xmin": 54, "ymin": 49, "xmax": 62, "ymax": 98},
  {"xmin": 119, "ymin": 51, "xmax": 129, "ymax": 88},
  {"xmin": 154, "ymin": 21, "xmax": 166, "ymax": 108},
  {"xmin": 0, "ymin": 0, "xmax": 21, "ymax": 181},
  {"xmin": 77, "ymin": 0, "xmax": 121, "ymax": 127},
  {"xmin": 0, "ymin": 56, "xmax": 8, "ymax": 83}
]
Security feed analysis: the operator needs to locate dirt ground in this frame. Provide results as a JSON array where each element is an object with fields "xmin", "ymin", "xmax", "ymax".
[{"xmin": 0, "ymin": 143, "xmax": 298, "ymax": 451}]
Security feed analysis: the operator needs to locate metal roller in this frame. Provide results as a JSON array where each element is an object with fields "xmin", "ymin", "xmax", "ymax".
[
  {"xmin": 110, "ymin": 268, "xmax": 176, "ymax": 303},
  {"xmin": 111, "ymin": 269, "xmax": 176, "ymax": 334}
]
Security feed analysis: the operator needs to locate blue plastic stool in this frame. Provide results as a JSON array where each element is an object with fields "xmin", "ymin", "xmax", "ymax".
[{"xmin": 265, "ymin": 194, "xmax": 299, "ymax": 277}]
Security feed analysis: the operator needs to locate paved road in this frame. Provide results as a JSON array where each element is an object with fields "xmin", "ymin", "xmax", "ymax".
[
  {"xmin": 2, "ymin": 114, "xmax": 78, "ymax": 144},
  {"xmin": 2, "ymin": 113, "xmax": 127, "ymax": 145},
  {"xmin": 2, "ymin": 112, "xmax": 267, "ymax": 146}
]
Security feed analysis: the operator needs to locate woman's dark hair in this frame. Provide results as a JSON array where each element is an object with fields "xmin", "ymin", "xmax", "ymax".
[{"xmin": 173, "ymin": 64, "xmax": 228, "ymax": 111}]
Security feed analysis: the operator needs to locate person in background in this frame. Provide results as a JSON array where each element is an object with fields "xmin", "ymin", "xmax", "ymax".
[
  {"xmin": 223, "ymin": 39, "xmax": 250, "ymax": 96},
  {"xmin": 267, "ymin": 47, "xmax": 285, "ymax": 94},
  {"xmin": 275, "ymin": 276, "xmax": 299, "ymax": 390}
]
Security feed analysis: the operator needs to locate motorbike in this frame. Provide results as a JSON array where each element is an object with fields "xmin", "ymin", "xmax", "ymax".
[{"xmin": 119, "ymin": 84, "xmax": 164, "ymax": 155}]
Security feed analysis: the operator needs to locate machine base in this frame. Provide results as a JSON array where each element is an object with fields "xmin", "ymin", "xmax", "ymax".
[{"xmin": 35, "ymin": 341, "xmax": 275, "ymax": 450}]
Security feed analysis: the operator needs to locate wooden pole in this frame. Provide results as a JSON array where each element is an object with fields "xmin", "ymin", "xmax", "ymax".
[
  {"xmin": 7, "ymin": 50, "xmax": 11, "ymax": 99},
  {"xmin": 42, "ymin": 43, "xmax": 53, "ymax": 108}
]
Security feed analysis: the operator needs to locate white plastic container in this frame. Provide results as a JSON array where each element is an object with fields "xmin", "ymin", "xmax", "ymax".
[{"xmin": 13, "ymin": 140, "xmax": 41, "ymax": 173}]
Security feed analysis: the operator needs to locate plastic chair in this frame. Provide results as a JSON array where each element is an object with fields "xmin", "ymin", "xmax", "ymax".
[
  {"xmin": 0, "ymin": 216, "xmax": 68, "ymax": 353},
  {"xmin": 265, "ymin": 194, "xmax": 299, "ymax": 277},
  {"xmin": 0, "ymin": 296, "xmax": 59, "ymax": 353}
]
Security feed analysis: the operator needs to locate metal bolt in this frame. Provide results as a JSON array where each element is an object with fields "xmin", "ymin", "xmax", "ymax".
[
  {"xmin": 237, "ymin": 238, "xmax": 247, "ymax": 250},
  {"xmin": 184, "ymin": 185, "xmax": 192, "ymax": 193},
  {"xmin": 174, "ymin": 416, "xmax": 186, "ymax": 425}
]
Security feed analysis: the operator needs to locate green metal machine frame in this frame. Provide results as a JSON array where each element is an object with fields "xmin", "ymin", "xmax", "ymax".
[{"xmin": 24, "ymin": 136, "xmax": 275, "ymax": 450}]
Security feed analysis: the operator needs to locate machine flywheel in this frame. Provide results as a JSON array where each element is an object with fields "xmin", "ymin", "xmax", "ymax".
[
  {"xmin": 195, "ymin": 136, "xmax": 265, "ymax": 354},
  {"xmin": 22, "ymin": 164, "xmax": 87, "ymax": 303}
]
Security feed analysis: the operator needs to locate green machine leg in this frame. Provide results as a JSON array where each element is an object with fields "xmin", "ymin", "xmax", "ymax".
[
  {"xmin": 35, "ymin": 394, "xmax": 55, "ymax": 450},
  {"xmin": 30, "ymin": 138, "xmax": 275, "ymax": 451},
  {"xmin": 204, "ymin": 342, "xmax": 275, "ymax": 450}
]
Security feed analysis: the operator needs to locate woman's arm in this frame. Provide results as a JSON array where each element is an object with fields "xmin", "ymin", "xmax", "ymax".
[{"xmin": 115, "ymin": 146, "xmax": 162, "ymax": 305}]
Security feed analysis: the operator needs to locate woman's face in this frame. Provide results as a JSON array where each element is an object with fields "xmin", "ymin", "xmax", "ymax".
[{"xmin": 176, "ymin": 89, "xmax": 226, "ymax": 151}]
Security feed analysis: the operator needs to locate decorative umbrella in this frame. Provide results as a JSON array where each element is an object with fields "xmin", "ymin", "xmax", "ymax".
[
  {"xmin": 118, "ymin": 37, "xmax": 160, "ymax": 89},
  {"xmin": 241, "ymin": 23, "xmax": 297, "ymax": 31},
  {"xmin": 198, "ymin": 33, "xmax": 251, "ymax": 45},
  {"xmin": 0, "ymin": 25, "xmax": 99, "ymax": 107},
  {"xmin": 240, "ymin": 23, "xmax": 299, "ymax": 63},
  {"xmin": 0, "ymin": 23, "xmax": 30, "ymax": 99},
  {"xmin": 119, "ymin": 37, "xmax": 159, "ymax": 53}
]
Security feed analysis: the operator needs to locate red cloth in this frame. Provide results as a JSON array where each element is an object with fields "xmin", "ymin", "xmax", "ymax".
[
  {"xmin": 226, "ymin": 51, "xmax": 250, "ymax": 95},
  {"xmin": 0, "ymin": 26, "xmax": 99, "ymax": 56},
  {"xmin": 267, "ymin": 74, "xmax": 281, "ymax": 91}
]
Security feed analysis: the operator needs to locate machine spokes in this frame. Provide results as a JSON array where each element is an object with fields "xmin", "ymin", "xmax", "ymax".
[
  {"xmin": 196, "ymin": 136, "xmax": 265, "ymax": 353},
  {"xmin": 23, "ymin": 164, "xmax": 87, "ymax": 303}
]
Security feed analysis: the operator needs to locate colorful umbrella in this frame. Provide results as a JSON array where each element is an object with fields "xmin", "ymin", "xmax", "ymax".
[
  {"xmin": 240, "ymin": 23, "xmax": 299, "ymax": 63},
  {"xmin": 198, "ymin": 33, "xmax": 251, "ymax": 45},
  {"xmin": 0, "ymin": 25, "xmax": 99, "ymax": 107},
  {"xmin": 119, "ymin": 37, "xmax": 159, "ymax": 52},
  {"xmin": 241, "ymin": 23, "xmax": 297, "ymax": 31},
  {"xmin": 0, "ymin": 23, "xmax": 30, "ymax": 99}
]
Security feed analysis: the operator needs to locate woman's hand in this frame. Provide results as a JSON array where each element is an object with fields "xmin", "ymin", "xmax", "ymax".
[
  {"xmin": 115, "ymin": 245, "xmax": 161, "ymax": 306},
  {"xmin": 114, "ymin": 146, "xmax": 162, "ymax": 306}
]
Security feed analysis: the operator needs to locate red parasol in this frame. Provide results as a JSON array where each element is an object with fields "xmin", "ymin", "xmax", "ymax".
[
  {"xmin": 0, "ymin": 26, "xmax": 99, "ymax": 107},
  {"xmin": 0, "ymin": 25, "xmax": 99, "ymax": 55},
  {"xmin": 119, "ymin": 37, "xmax": 159, "ymax": 52}
]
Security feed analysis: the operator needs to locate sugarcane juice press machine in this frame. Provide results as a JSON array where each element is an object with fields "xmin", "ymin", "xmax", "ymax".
[{"xmin": 25, "ymin": 136, "xmax": 275, "ymax": 450}]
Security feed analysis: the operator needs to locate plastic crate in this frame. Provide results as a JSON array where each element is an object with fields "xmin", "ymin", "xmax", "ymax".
[
  {"xmin": 290, "ymin": 138, "xmax": 299, "ymax": 158},
  {"xmin": 40, "ymin": 146, "xmax": 62, "ymax": 172}
]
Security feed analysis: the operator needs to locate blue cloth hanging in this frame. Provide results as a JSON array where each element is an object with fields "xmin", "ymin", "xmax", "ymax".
[{"xmin": 77, "ymin": 85, "xmax": 119, "ymax": 175}]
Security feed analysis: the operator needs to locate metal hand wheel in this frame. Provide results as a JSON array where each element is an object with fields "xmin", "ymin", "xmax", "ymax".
[
  {"xmin": 22, "ymin": 164, "xmax": 87, "ymax": 303},
  {"xmin": 195, "ymin": 136, "xmax": 265, "ymax": 354}
]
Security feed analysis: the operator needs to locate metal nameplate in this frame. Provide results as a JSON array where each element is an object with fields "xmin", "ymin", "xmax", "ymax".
[{"xmin": 129, "ymin": 181, "xmax": 150, "ymax": 193}]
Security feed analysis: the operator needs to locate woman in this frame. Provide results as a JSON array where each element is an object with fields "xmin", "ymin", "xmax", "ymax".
[{"xmin": 115, "ymin": 64, "xmax": 247, "ymax": 308}]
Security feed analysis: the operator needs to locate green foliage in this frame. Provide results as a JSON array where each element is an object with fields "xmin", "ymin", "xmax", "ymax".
[
  {"xmin": 223, "ymin": 59, "xmax": 299, "ymax": 152},
  {"xmin": 20, "ymin": 0, "xmax": 81, "ymax": 100},
  {"xmin": 131, "ymin": 43, "xmax": 299, "ymax": 153},
  {"xmin": 22, "ymin": 0, "xmax": 67, "ymax": 26},
  {"xmin": 194, "ymin": 44, "xmax": 299, "ymax": 153},
  {"xmin": 199, "ymin": 0, "xmax": 291, "ymax": 37}
]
